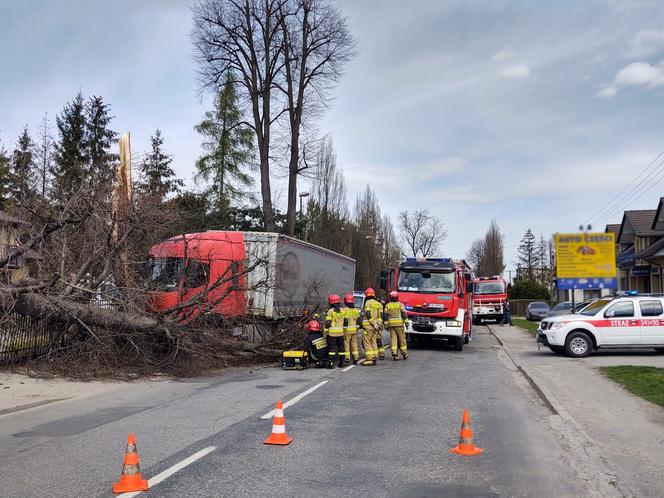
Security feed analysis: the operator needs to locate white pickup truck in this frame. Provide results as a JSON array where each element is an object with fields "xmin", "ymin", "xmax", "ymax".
[{"xmin": 537, "ymin": 293, "xmax": 664, "ymax": 358}]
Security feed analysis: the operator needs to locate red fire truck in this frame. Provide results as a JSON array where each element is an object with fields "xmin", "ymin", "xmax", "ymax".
[
  {"xmin": 380, "ymin": 258, "xmax": 474, "ymax": 351},
  {"xmin": 472, "ymin": 275, "xmax": 508, "ymax": 324}
]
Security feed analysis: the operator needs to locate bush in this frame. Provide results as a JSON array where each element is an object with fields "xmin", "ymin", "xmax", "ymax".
[{"xmin": 508, "ymin": 279, "xmax": 550, "ymax": 300}]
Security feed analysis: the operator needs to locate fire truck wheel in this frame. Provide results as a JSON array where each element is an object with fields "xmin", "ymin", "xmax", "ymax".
[
  {"xmin": 472, "ymin": 317, "xmax": 480, "ymax": 325},
  {"xmin": 564, "ymin": 331, "xmax": 592, "ymax": 358},
  {"xmin": 454, "ymin": 337, "xmax": 463, "ymax": 351}
]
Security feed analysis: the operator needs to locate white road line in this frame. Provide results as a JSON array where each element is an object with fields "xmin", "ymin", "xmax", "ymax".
[
  {"xmin": 117, "ymin": 446, "xmax": 217, "ymax": 498},
  {"xmin": 342, "ymin": 364, "xmax": 355, "ymax": 372},
  {"xmin": 260, "ymin": 380, "xmax": 329, "ymax": 419}
]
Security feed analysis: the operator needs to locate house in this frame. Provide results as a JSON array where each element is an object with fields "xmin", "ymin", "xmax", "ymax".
[{"xmin": 0, "ymin": 210, "xmax": 38, "ymax": 284}]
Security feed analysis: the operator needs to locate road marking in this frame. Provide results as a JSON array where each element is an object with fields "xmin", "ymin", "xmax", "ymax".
[
  {"xmin": 117, "ymin": 446, "xmax": 217, "ymax": 497},
  {"xmin": 342, "ymin": 364, "xmax": 355, "ymax": 372},
  {"xmin": 260, "ymin": 380, "xmax": 329, "ymax": 419}
]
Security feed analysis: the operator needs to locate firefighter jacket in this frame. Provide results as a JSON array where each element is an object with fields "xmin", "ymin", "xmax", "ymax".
[
  {"xmin": 304, "ymin": 332, "xmax": 329, "ymax": 362},
  {"xmin": 384, "ymin": 301, "xmax": 408, "ymax": 327},
  {"xmin": 362, "ymin": 298, "xmax": 384, "ymax": 330},
  {"xmin": 342, "ymin": 306, "xmax": 361, "ymax": 334},
  {"xmin": 325, "ymin": 307, "xmax": 348, "ymax": 337}
]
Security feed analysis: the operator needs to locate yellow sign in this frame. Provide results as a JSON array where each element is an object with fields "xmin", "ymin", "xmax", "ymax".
[{"xmin": 555, "ymin": 232, "xmax": 616, "ymax": 279}]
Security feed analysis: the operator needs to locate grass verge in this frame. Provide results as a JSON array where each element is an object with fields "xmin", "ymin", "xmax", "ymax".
[
  {"xmin": 512, "ymin": 318, "xmax": 538, "ymax": 336},
  {"xmin": 600, "ymin": 366, "xmax": 664, "ymax": 409}
]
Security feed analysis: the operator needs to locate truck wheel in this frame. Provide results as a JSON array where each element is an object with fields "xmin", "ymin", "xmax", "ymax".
[
  {"xmin": 548, "ymin": 345, "xmax": 565, "ymax": 355},
  {"xmin": 564, "ymin": 331, "xmax": 592, "ymax": 358},
  {"xmin": 654, "ymin": 348, "xmax": 664, "ymax": 353},
  {"xmin": 454, "ymin": 337, "xmax": 463, "ymax": 351}
]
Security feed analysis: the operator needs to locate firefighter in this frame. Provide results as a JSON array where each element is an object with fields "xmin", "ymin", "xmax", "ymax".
[
  {"xmin": 342, "ymin": 294, "xmax": 361, "ymax": 365},
  {"xmin": 384, "ymin": 291, "xmax": 409, "ymax": 360},
  {"xmin": 325, "ymin": 294, "xmax": 347, "ymax": 368},
  {"xmin": 361, "ymin": 287, "xmax": 383, "ymax": 366},
  {"xmin": 376, "ymin": 297, "xmax": 387, "ymax": 360},
  {"xmin": 303, "ymin": 320, "xmax": 330, "ymax": 368}
]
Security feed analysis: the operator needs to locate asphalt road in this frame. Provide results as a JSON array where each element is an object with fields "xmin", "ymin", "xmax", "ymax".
[{"xmin": 0, "ymin": 327, "xmax": 590, "ymax": 497}]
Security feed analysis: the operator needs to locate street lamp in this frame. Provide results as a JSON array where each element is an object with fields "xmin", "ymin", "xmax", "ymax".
[{"xmin": 299, "ymin": 192, "xmax": 310, "ymax": 216}]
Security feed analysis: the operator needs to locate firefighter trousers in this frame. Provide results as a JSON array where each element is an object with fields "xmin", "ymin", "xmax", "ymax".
[
  {"xmin": 362, "ymin": 328, "xmax": 378, "ymax": 363},
  {"xmin": 389, "ymin": 326, "xmax": 408, "ymax": 358},
  {"xmin": 327, "ymin": 335, "xmax": 345, "ymax": 366},
  {"xmin": 377, "ymin": 335, "xmax": 386, "ymax": 359},
  {"xmin": 344, "ymin": 332, "xmax": 360, "ymax": 363}
]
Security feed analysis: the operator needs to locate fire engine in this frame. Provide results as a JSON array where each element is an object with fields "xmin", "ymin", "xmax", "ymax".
[
  {"xmin": 537, "ymin": 292, "xmax": 664, "ymax": 357},
  {"xmin": 472, "ymin": 275, "xmax": 507, "ymax": 324},
  {"xmin": 380, "ymin": 258, "xmax": 474, "ymax": 351}
]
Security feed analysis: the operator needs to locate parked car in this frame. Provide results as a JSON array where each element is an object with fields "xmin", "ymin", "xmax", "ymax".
[
  {"xmin": 551, "ymin": 301, "xmax": 573, "ymax": 316},
  {"xmin": 537, "ymin": 294, "xmax": 664, "ymax": 357},
  {"xmin": 525, "ymin": 301, "xmax": 550, "ymax": 321}
]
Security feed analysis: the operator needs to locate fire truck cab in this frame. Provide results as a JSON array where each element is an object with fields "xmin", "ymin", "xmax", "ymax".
[
  {"xmin": 381, "ymin": 258, "xmax": 474, "ymax": 351},
  {"xmin": 472, "ymin": 275, "xmax": 507, "ymax": 324}
]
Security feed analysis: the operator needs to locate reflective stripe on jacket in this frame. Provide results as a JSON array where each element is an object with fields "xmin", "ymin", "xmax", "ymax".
[
  {"xmin": 362, "ymin": 298, "xmax": 384, "ymax": 329},
  {"xmin": 384, "ymin": 301, "xmax": 407, "ymax": 327},
  {"xmin": 343, "ymin": 307, "xmax": 361, "ymax": 333},
  {"xmin": 325, "ymin": 308, "xmax": 346, "ymax": 337}
]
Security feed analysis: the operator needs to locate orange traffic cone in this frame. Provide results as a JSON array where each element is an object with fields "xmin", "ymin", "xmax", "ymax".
[
  {"xmin": 449, "ymin": 410, "xmax": 484, "ymax": 456},
  {"xmin": 264, "ymin": 400, "xmax": 293, "ymax": 446},
  {"xmin": 113, "ymin": 433, "xmax": 149, "ymax": 493}
]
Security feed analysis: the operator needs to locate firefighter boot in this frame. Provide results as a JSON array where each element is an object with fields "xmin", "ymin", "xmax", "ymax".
[
  {"xmin": 392, "ymin": 354, "xmax": 399, "ymax": 361},
  {"xmin": 402, "ymin": 352, "xmax": 409, "ymax": 360},
  {"xmin": 352, "ymin": 357, "xmax": 358, "ymax": 365}
]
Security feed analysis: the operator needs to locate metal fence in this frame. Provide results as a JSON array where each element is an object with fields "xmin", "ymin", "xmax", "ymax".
[{"xmin": 0, "ymin": 312, "xmax": 55, "ymax": 365}]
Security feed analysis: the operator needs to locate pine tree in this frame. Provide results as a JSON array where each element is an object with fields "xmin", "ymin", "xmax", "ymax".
[
  {"xmin": 53, "ymin": 93, "xmax": 88, "ymax": 201},
  {"xmin": 139, "ymin": 129, "xmax": 182, "ymax": 201},
  {"xmin": 9, "ymin": 126, "xmax": 37, "ymax": 205},
  {"xmin": 517, "ymin": 228, "xmax": 537, "ymax": 281},
  {"xmin": 537, "ymin": 234, "xmax": 549, "ymax": 286},
  {"xmin": 194, "ymin": 73, "xmax": 254, "ymax": 213},
  {"xmin": 85, "ymin": 95, "xmax": 117, "ymax": 191},
  {"xmin": 35, "ymin": 113, "xmax": 53, "ymax": 198},
  {"xmin": 0, "ymin": 141, "xmax": 10, "ymax": 210}
]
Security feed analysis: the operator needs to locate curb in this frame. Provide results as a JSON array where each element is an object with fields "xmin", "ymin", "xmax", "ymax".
[{"xmin": 486, "ymin": 324, "xmax": 631, "ymax": 498}]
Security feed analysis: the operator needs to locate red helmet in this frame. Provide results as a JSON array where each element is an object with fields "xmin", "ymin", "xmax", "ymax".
[
  {"xmin": 308, "ymin": 320, "xmax": 321, "ymax": 332},
  {"xmin": 344, "ymin": 294, "xmax": 354, "ymax": 305},
  {"xmin": 365, "ymin": 288, "xmax": 376, "ymax": 298},
  {"xmin": 328, "ymin": 294, "xmax": 341, "ymax": 305},
  {"xmin": 390, "ymin": 291, "xmax": 399, "ymax": 300}
]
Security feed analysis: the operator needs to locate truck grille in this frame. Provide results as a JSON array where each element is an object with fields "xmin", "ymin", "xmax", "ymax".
[{"xmin": 410, "ymin": 305, "xmax": 447, "ymax": 313}]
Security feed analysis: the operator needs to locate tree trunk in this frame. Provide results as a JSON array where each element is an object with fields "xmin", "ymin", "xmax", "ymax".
[{"xmin": 285, "ymin": 128, "xmax": 299, "ymax": 236}]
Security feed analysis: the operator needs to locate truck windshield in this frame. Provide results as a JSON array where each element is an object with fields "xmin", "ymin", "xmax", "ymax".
[
  {"xmin": 397, "ymin": 270, "xmax": 455, "ymax": 293},
  {"xmin": 147, "ymin": 257, "xmax": 183, "ymax": 290},
  {"xmin": 474, "ymin": 282, "xmax": 505, "ymax": 294}
]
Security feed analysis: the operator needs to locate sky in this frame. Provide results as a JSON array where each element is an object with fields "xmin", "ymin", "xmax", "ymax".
[{"xmin": 3, "ymin": 0, "xmax": 664, "ymax": 275}]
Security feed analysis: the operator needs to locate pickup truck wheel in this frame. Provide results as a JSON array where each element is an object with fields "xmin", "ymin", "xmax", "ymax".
[
  {"xmin": 548, "ymin": 345, "xmax": 565, "ymax": 355},
  {"xmin": 454, "ymin": 337, "xmax": 463, "ymax": 351},
  {"xmin": 564, "ymin": 331, "xmax": 592, "ymax": 358}
]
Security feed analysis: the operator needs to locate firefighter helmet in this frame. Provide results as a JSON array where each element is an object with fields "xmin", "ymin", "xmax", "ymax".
[
  {"xmin": 390, "ymin": 291, "xmax": 399, "ymax": 301},
  {"xmin": 328, "ymin": 294, "xmax": 341, "ymax": 305},
  {"xmin": 308, "ymin": 320, "xmax": 321, "ymax": 332},
  {"xmin": 344, "ymin": 294, "xmax": 354, "ymax": 305},
  {"xmin": 365, "ymin": 287, "xmax": 376, "ymax": 298}
]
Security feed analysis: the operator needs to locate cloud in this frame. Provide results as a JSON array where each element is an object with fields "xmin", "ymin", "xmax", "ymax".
[
  {"xmin": 597, "ymin": 85, "xmax": 619, "ymax": 98},
  {"xmin": 629, "ymin": 27, "xmax": 664, "ymax": 57},
  {"xmin": 598, "ymin": 61, "xmax": 664, "ymax": 96},
  {"xmin": 499, "ymin": 64, "xmax": 531, "ymax": 79},
  {"xmin": 492, "ymin": 48, "xmax": 514, "ymax": 62}
]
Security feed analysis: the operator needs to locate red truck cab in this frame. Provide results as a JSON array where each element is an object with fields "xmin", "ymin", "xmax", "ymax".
[
  {"xmin": 472, "ymin": 276, "xmax": 507, "ymax": 324},
  {"xmin": 381, "ymin": 258, "xmax": 474, "ymax": 351}
]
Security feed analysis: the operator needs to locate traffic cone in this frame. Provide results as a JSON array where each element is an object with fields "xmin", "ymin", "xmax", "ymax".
[
  {"xmin": 113, "ymin": 433, "xmax": 149, "ymax": 493},
  {"xmin": 449, "ymin": 410, "xmax": 484, "ymax": 456},
  {"xmin": 264, "ymin": 400, "xmax": 292, "ymax": 446}
]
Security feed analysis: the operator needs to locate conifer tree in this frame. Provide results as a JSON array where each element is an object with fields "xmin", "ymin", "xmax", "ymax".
[
  {"xmin": 195, "ymin": 74, "xmax": 254, "ymax": 214},
  {"xmin": 35, "ymin": 113, "xmax": 54, "ymax": 198},
  {"xmin": 0, "ymin": 140, "xmax": 10, "ymax": 210},
  {"xmin": 53, "ymin": 93, "xmax": 87, "ymax": 201},
  {"xmin": 9, "ymin": 126, "xmax": 37, "ymax": 205},
  {"xmin": 517, "ymin": 228, "xmax": 537, "ymax": 281},
  {"xmin": 139, "ymin": 129, "xmax": 182, "ymax": 201},
  {"xmin": 85, "ymin": 95, "xmax": 117, "ymax": 191}
]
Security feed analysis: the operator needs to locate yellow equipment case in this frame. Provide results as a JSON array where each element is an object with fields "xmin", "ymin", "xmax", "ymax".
[{"xmin": 281, "ymin": 350, "xmax": 310, "ymax": 370}]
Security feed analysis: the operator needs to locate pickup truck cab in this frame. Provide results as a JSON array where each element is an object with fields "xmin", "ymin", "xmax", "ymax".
[{"xmin": 537, "ymin": 293, "xmax": 664, "ymax": 358}]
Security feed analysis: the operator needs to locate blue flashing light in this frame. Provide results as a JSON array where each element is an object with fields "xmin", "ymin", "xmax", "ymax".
[
  {"xmin": 626, "ymin": 290, "xmax": 639, "ymax": 296},
  {"xmin": 405, "ymin": 305, "xmax": 413, "ymax": 310}
]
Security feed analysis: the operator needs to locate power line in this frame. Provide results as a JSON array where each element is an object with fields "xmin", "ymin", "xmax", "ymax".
[{"xmin": 584, "ymin": 147, "xmax": 664, "ymax": 226}]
